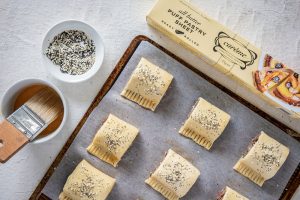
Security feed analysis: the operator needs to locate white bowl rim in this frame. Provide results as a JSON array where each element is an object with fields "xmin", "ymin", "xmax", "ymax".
[
  {"xmin": 42, "ymin": 19, "xmax": 104, "ymax": 83},
  {"xmin": 0, "ymin": 78, "xmax": 68, "ymax": 144}
]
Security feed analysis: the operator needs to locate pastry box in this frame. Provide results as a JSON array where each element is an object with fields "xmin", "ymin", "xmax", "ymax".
[{"xmin": 146, "ymin": 0, "xmax": 300, "ymax": 121}]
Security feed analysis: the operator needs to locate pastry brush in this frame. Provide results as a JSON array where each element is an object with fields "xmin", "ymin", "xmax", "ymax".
[{"xmin": 0, "ymin": 87, "xmax": 63, "ymax": 163}]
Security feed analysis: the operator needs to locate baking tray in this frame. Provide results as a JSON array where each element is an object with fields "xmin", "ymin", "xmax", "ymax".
[{"xmin": 32, "ymin": 35, "xmax": 300, "ymax": 200}]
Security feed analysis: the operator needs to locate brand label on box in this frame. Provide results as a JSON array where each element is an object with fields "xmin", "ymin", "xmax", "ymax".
[{"xmin": 147, "ymin": 0, "xmax": 300, "ymax": 118}]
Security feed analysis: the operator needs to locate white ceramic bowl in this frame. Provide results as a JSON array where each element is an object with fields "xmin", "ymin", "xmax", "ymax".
[
  {"xmin": 42, "ymin": 20, "xmax": 104, "ymax": 83},
  {"xmin": 0, "ymin": 79, "xmax": 68, "ymax": 144}
]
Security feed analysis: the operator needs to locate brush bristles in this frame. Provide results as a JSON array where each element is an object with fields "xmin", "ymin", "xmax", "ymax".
[{"xmin": 25, "ymin": 87, "xmax": 63, "ymax": 124}]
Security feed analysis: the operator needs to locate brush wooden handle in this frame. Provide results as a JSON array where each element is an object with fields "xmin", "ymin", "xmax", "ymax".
[{"xmin": 0, "ymin": 120, "xmax": 29, "ymax": 163}]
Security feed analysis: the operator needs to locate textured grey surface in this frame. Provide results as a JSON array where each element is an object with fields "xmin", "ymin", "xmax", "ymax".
[{"xmin": 42, "ymin": 41, "xmax": 300, "ymax": 200}]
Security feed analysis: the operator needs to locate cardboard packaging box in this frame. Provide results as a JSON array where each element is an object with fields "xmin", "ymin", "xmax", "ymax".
[{"xmin": 146, "ymin": 0, "xmax": 300, "ymax": 119}]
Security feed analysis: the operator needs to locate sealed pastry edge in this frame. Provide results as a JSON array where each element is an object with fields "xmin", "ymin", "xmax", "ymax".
[
  {"xmin": 87, "ymin": 117, "xmax": 139, "ymax": 167},
  {"xmin": 179, "ymin": 97, "xmax": 230, "ymax": 150},
  {"xmin": 233, "ymin": 160, "xmax": 265, "ymax": 187},
  {"xmin": 87, "ymin": 129, "xmax": 139, "ymax": 168},
  {"xmin": 145, "ymin": 149, "xmax": 200, "ymax": 199},
  {"xmin": 87, "ymin": 144, "xmax": 119, "ymax": 167},
  {"xmin": 179, "ymin": 127, "xmax": 212, "ymax": 149},
  {"xmin": 120, "ymin": 57, "xmax": 173, "ymax": 111},
  {"xmin": 233, "ymin": 131, "xmax": 290, "ymax": 187},
  {"xmin": 121, "ymin": 89, "xmax": 157, "ymax": 111},
  {"xmin": 145, "ymin": 177, "xmax": 179, "ymax": 200},
  {"xmin": 59, "ymin": 160, "xmax": 116, "ymax": 200},
  {"xmin": 145, "ymin": 149, "xmax": 180, "ymax": 200}
]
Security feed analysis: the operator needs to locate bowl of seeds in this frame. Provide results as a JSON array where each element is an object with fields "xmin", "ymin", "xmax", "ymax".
[{"xmin": 42, "ymin": 20, "xmax": 104, "ymax": 83}]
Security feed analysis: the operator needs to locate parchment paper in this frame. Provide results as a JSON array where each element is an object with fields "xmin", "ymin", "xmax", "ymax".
[{"xmin": 42, "ymin": 41, "xmax": 300, "ymax": 200}]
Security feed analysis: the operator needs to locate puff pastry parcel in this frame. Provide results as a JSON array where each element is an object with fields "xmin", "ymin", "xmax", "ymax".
[
  {"xmin": 87, "ymin": 114, "xmax": 139, "ymax": 167},
  {"xmin": 216, "ymin": 186, "xmax": 249, "ymax": 200},
  {"xmin": 234, "ymin": 131, "xmax": 289, "ymax": 186},
  {"xmin": 59, "ymin": 160, "xmax": 115, "ymax": 200},
  {"xmin": 121, "ymin": 57, "xmax": 173, "ymax": 111},
  {"xmin": 145, "ymin": 149, "xmax": 200, "ymax": 200},
  {"xmin": 179, "ymin": 98, "xmax": 230, "ymax": 150}
]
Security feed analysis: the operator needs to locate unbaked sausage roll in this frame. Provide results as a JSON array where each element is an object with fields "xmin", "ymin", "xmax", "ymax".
[
  {"xmin": 145, "ymin": 149, "xmax": 200, "ymax": 200},
  {"xmin": 121, "ymin": 57, "xmax": 173, "ymax": 111},
  {"xmin": 216, "ymin": 186, "xmax": 249, "ymax": 200},
  {"xmin": 234, "ymin": 131, "xmax": 289, "ymax": 186},
  {"xmin": 59, "ymin": 160, "xmax": 115, "ymax": 200},
  {"xmin": 87, "ymin": 114, "xmax": 139, "ymax": 167},
  {"xmin": 179, "ymin": 98, "xmax": 230, "ymax": 150}
]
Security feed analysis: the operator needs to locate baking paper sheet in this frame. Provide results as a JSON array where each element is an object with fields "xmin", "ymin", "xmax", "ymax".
[{"xmin": 42, "ymin": 41, "xmax": 300, "ymax": 200}]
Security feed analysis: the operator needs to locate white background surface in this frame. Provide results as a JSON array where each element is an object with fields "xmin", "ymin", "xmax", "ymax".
[{"xmin": 0, "ymin": 0, "xmax": 299, "ymax": 199}]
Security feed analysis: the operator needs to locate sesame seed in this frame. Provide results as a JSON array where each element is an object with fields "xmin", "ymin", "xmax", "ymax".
[{"xmin": 45, "ymin": 30, "xmax": 95, "ymax": 75}]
